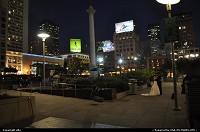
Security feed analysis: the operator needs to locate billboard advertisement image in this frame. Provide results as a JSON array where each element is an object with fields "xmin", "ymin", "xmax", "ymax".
[
  {"xmin": 102, "ymin": 40, "xmax": 115, "ymax": 52},
  {"xmin": 115, "ymin": 20, "xmax": 134, "ymax": 34},
  {"xmin": 70, "ymin": 39, "xmax": 81, "ymax": 53}
]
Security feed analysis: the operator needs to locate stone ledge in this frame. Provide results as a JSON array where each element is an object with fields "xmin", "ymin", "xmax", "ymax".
[
  {"xmin": 0, "ymin": 96, "xmax": 36, "ymax": 127},
  {"xmin": 115, "ymin": 91, "xmax": 129, "ymax": 100}
]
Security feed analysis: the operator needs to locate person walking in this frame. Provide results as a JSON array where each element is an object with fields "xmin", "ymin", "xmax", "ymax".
[{"xmin": 156, "ymin": 73, "xmax": 162, "ymax": 95}]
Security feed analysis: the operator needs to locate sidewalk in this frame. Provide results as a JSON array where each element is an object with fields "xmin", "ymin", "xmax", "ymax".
[{"xmin": 3, "ymin": 82, "xmax": 189, "ymax": 128}]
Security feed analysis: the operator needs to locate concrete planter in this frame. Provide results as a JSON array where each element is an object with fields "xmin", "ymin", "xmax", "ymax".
[{"xmin": 0, "ymin": 96, "xmax": 36, "ymax": 127}]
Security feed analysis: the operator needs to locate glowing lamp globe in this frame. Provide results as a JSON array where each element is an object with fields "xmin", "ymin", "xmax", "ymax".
[
  {"xmin": 37, "ymin": 33, "xmax": 50, "ymax": 40},
  {"xmin": 156, "ymin": 0, "xmax": 180, "ymax": 5}
]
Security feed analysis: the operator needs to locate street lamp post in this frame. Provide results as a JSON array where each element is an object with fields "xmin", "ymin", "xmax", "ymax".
[
  {"xmin": 37, "ymin": 33, "xmax": 50, "ymax": 89},
  {"xmin": 156, "ymin": 0, "xmax": 180, "ymax": 111},
  {"xmin": 118, "ymin": 59, "xmax": 123, "ymax": 76}
]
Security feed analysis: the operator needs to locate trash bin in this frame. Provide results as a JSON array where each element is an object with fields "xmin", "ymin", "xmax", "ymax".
[{"xmin": 128, "ymin": 79, "xmax": 138, "ymax": 95}]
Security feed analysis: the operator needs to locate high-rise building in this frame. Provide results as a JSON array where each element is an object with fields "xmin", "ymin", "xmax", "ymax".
[
  {"xmin": 148, "ymin": 24, "xmax": 160, "ymax": 41},
  {"xmin": 113, "ymin": 31, "xmax": 144, "ymax": 73},
  {"xmin": 29, "ymin": 38, "xmax": 41, "ymax": 55},
  {"xmin": 147, "ymin": 23, "xmax": 165, "ymax": 57},
  {"xmin": 1, "ymin": 0, "xmax": 28, "ymax": 73},
  {"xmin": 39, "ymin": 19, "xmax": 60, "ymax": 56},
  {"xmin": 0, "ymin": 1, "xmax": 7, "ymax": 70},
  {"xmin": 96, "ymin": 40, "xmax": 115, "ymax": 72},
  {"xmin": 146, "ymin": 23, "xmax": 169, "ymax": 71},
  {"xmin": 174, "ymin": 12, "xmax": 195, "ymax": 49}
]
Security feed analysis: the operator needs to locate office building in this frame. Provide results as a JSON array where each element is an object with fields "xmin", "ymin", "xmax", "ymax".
[
  {"xmin": 60, "ymin": 53, "xmax": 90, "ymax": 75},
  {"xmin": 0, "ymin": 1, "xmax": 7, "ymax": 70},
  {"xmin": 174, "ymin": 12, "xmax": 195, "ymax": 49},
  {"xmin": 147, "ymin": 23, "xmax": 166, "ymax": 57},
  {"xmin": 174, "ymin": 47, "xmax": 199, "ymax": 60},
  {"xmin": 38, "ymin": 19, "xmax": 60, "ymax": 56},
  {"xmin": 113, "ymin": 31, "xmax": 144, "ymax": 73},
  {"xmin": 1, "ymin": 0, "xmax": 28, "ymax": 73}
]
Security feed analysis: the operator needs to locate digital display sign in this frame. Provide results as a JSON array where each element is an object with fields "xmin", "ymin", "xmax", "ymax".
[
  {"xmin": 115, "ymin": 20, "xmax": 134, "ymax": 33},
  {"xmin": 70, "ymin": 39, "xmax": 81, "ymax": 53}
]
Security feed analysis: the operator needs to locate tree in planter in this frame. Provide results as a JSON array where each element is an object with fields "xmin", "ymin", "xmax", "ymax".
[
  {"xmin": 80, "ymin": 63, "xmax": 90, "ymax": 75},
  {"xmin": 123, "ymin": 69, "xmax": 155, "ymax": 86},
  {"xmin": 68, "ymin": 58, "xmax": 82, "ymax": 77}
]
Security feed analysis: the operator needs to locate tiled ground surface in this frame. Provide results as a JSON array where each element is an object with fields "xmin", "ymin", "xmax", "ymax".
[{"xmin": 26, "ymin": 117, "xmax": 128, "ymax": 128}]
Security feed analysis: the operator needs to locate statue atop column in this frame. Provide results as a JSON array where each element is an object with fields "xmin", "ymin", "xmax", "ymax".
[{"xmin": 87, "ymin": 0, "xmax": 97, "ymax": 78}]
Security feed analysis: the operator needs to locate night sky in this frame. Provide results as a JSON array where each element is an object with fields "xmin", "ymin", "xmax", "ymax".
[{"xmin": 28, "ymin": 0, "xmax": 200, "ymax": 54}]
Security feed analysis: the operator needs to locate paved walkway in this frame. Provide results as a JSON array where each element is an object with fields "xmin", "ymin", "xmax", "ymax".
[{"xmin": 3, "ymin": 82, "xmax": 189, "ymax": 128}]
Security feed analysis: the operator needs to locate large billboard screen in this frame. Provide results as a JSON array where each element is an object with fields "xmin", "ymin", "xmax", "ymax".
[
  {"xmin": 102, "ymin": 40, "xmax": 115, "ymax": 52},
  {"xmin": 115, "ymin": 20, "xmax": 134, "ymax": 34},
  {"xmin": 70, "ymin": 39, "xmax": 81, "ymax": 53}
]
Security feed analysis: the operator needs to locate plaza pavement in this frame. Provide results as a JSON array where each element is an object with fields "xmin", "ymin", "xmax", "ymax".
[{"xmin": 3, "ymin": 82, "xmax": 190, "ymax": 129}]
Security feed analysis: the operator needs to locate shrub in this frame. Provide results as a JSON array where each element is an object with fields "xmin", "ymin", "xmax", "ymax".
[{"xmin": 68, "ymin": 77, "xmax": 129, "ymax": 93}]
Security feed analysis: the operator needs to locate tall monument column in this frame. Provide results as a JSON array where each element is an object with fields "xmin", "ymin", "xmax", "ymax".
[{"xmin": 87, "ymin": 4, "xmax": 97, "ymax": 78}]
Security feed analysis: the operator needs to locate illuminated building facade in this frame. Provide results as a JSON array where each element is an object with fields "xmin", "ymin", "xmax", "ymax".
[
  {"xmin": 174, "ymin": 47, "xmax": 199, "ymax": 60},
  {"xmin": 96, "ymin": 40, "xmax": 115, "ymax": 72},
  {"xmin": 147, "ymin": 24, "xmax": 164, "ymax": 57},
  {"xmin": 113, "ymin": 31, "xmax": 144, "ymax": 73},
  {"xmin": 61, "ymin": 53, "xmax": 90, "ymax": 65},
  {"xmin": 1, "ymin": 0, "xmax": 28, "ymax": 73},
  {"xmin": 147, "ymin": 56, "xmax": 168, "ymax": 71},
  {"xmin": 60, "ymin": 53, "xmax": 90, "ymax": 75},
  {"xmin": 174, "ymin": 12, "xmax": 195, "ymax": 49},
  {"xmin": 22, "ymin": 53, "xmax": 64, "ymax": 76},
  {"xmin": 0, "ymin": 2, "xmax": 7, "ymax": 70}
]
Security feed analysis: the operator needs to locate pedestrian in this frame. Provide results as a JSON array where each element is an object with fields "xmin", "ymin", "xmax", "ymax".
[{"xmin": 156, "ymin": 72, "xmax": 162, "ymax": 95}]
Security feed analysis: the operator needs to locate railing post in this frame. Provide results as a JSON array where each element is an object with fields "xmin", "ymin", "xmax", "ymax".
[
  {"xmin": 30, "ymin": 82, "xmax": 32, "ymax": 93},
  {"xmin": 20, "ymin": 89, "xmax": 22, "ymax": 96},
  {"xmin": 40, "ymin": 82, "xmax": 42, "ymax": 93},
  {"xmin": 51, "ymin": 82, "xmax": 53, "ymax": 95},
  {"xmin": 63, "ymin": 86, "xmax": 64, "ymax": 97},
  {"xmin": 75, "ymin": 84, "xmax": 77, "ymax": 98}
]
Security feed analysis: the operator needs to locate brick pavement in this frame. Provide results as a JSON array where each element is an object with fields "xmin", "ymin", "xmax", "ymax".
[{"xmin": 2, "ymin": 82, "xmax": 189, "ymax": 128}]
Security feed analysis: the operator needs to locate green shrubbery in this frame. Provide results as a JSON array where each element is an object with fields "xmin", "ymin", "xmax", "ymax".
[
  {"xmin": 58, "ymin": 69, "xmax": 156, "ymax": 93},
  {"xmin": 94, "ymin": 77, "xmax": 129, "ymax": 93},
  {"xmin": 62, "ymin": 76, "xmax": 129, "ymax": 93}
]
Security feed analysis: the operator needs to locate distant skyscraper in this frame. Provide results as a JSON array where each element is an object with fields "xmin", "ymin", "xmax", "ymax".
[
  {"xmin": 29, "ymin": 38, "xmax": 41, "ymax": 55},
  {"xmin": 147, "ymin": 24, "xmax": 163, "ymax": 56},
  {"xmin": 174, "ymin": 12, "xmax": 195, "ymax": 49},
  {"xmin": 148, "ymin": 24, "xmax": 160, "ymax": 41},
  {"xmin": 0, "ymin": 0, "xmax": 28, "ymax": 73},
  {"xmin": 38, "ymin": 19, "xmax": 60, "ymax": 56}
]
